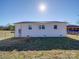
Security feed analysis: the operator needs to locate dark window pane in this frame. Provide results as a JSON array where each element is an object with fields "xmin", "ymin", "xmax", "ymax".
[
  {"xmin": 73, "ymin": 28, "xmax": 75, "ymax": 31},
  {"xmin": 69, "ymin": 28, "xmax": 72, "ymax": 30},
  {"xmin": 18, "ymin": 29, "xmax": 21, "ymax": 34},
  {"xmin": 39, "ymin": 25, "xmax": 45, "ymax": 29},
  {"xmin": 18, "ymin": 29, "xmax": 21, "ymax": 37},
  {"xmin": 54, "ymin": 25, "xmax": 57, "ymax": 29},
  {"xmin": 28, "ymin": 26, "xmax": 32, "ymax": 30},
  {"xmin": 42, "ymin": 25, "xmax": 45, "ymax": 29}
]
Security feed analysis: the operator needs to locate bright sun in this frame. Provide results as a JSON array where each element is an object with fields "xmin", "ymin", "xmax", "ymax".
[{"xmin": 39, "ymin": 3, "xmax": 47, "ymax": 12}]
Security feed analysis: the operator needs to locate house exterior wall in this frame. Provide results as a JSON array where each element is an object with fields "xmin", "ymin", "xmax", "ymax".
[
  {"xmin": 15, "ymin": 22, "xmax": 67, "ymax": 37},
  {"xmin": 67, "ymin": 25, "xmax": 79, "ymax": 35}
]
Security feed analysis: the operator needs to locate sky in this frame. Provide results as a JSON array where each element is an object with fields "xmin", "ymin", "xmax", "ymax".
[{"xmin": 0, "ymin": 0, "xmax": 79, "ymax": 25}]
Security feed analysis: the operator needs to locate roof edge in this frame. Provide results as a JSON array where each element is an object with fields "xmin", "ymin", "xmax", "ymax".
[{"xmin": 15, "ymin": 21, "xmax": 67, "ymax": 24}]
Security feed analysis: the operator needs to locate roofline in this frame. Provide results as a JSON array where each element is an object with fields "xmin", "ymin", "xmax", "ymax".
[
  {"xmin": 67, "ymin": 25, "xmax": 79, "ymax": 27},
  {"xmin": 15, "ymin": 21, "xmax": 67, "ymax": 24}
]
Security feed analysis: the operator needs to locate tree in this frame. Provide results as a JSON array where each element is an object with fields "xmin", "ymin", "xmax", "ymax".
[{"xmin": 7, "ymin": 24, "xmax": 15, "ymax": 30}]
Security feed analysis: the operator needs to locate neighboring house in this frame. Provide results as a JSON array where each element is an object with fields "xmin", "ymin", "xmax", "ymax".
[
  {"xmin": 15, "ymin": 21, "xmax": 67, "ymax": 37},
  {"xmin": 67, "ymin": 25, "xmax": 79, "ymax": 35}
]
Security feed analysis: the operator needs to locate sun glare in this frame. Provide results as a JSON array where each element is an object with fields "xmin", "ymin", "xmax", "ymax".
[{"xmin": 38, "ymin": 3, "xmax": 47, "ymax": 13}]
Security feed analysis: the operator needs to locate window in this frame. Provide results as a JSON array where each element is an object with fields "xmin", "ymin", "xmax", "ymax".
[
  {"xmin": 42, "ymin": 25, "xmax": 45, "ymax": 29},
  {"xmin": 69, "ymin": 28, "xmax": 72, "ymax": 30},
  {"xmin": 77, "ymin": 28, "xmax": 79, "ymax": 31},
  {"xmin": 18, "ymin": 29, "xmax": 21, "ymax": 34},
  {"xmin": 28, "ymin": 26, "xmax": 32, "ymax": 30},
  {"xmin": 75, "ymin": 28, "xmax": 79, "ymax": 32},
  {"xmin": 18, "ymin": 29, "xmax": 21, "ymax": 37},
  {"xmin": 54, "ymin": 25, "xmax": 57, "ymax": 29},
  {"xmin": 39, "ymin": 25, "xmax": 45, "ymax": 30}
]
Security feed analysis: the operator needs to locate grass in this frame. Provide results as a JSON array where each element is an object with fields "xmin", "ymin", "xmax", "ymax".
[
  {"xmin": 67, "ymin": 35, "xmax": 79, "ymax": 40},
  {"xmin": 0, "ymin": 50, "xmax": 79, "ymax": 59},
  {"xmin": 0, "ymin": 30, "xmax": 14, "ymax": 39},
  {"xmin": 0, "ymin": 37, "xmax": 79, "ymax": 51},
  {"xmin": 0, "ymin": 35, "xmax": 79, "ymax": 59}
]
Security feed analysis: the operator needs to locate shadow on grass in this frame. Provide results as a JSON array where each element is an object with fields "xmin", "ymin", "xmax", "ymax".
[{"xmin": 0, "ymin": 37, "xmax": 79, "ymax": 51}]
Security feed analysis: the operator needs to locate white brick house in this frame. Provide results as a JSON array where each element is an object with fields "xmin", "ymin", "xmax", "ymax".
[{"xmin": 15, "ymin": 21, "xmax": 67, "ymax": 37}]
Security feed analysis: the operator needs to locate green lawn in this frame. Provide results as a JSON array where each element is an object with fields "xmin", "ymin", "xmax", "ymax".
[
  {"xmin": 0, "ymin": 36, "xmax": 79, "ymax": 59},
  {"xmin": 0, "ymin": 37, "xmax": 79, "ymax": 51}
]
